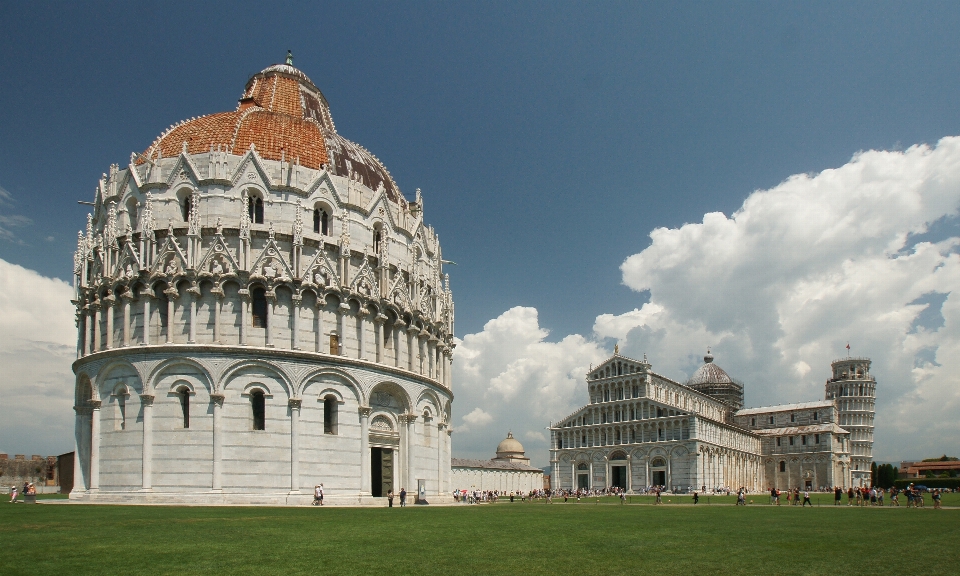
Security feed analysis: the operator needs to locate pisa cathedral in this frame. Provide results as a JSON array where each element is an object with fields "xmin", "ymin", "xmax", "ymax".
[
  {"xmin": 550, "ymin": 351, "xmax": 876, "ymax": 492},
  {"xmin": 70, "ymin": 56, "xmax": 457, "ymax": 504}
]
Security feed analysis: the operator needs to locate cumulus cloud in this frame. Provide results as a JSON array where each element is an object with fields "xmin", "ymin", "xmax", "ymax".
[
  {"xmin": 452, "ymin": 307, "xmax": 607, "ymax": 466},
  {"xmin": 0, "ymin": 258, "xmax": 76, "ymax": 456},
  {"xmin": 597, "ymin": 138, "xmax": 960, "ymax": 462}
]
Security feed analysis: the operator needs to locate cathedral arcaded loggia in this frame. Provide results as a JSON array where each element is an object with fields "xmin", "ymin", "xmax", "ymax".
[{"xmin": 71, "ymin": 55, "xmax": 455, "ymax": 504}]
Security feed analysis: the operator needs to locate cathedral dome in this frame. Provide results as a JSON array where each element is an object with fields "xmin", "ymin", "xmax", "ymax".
[
  {"xmin": 141, "ymin": 56, "xmax": 405, "ymax": 204},
  {"xmin": 495, "ymin": 432, "xmax": 526, "ymax": 459},
  {"xmin": 687, "ymin": 350, "xmax": 744, "ymax": 410},
  {"xmin": 688, "ymin": 351, "xmax": 734, "ymax": 386}
]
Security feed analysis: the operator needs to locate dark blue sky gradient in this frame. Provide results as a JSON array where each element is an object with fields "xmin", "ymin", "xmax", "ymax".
[{"xmin": 2, "ymin": 1, "xmax": 960, "ymax": 338}]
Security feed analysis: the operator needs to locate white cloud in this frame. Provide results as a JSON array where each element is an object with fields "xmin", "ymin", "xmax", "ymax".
[
  {"xmin": 460, "ymin": 407, "xmax": 493, "ymax": 430},
  {"xmin": 601, "ymin": 138, "xmax": 960, "ymax": 462},
  {"xmin": 0, "ymin": 258, "xmax": 76, "ymax": 457},
  {"xmin": 452, "ymin": 307, "xmax": 607, "ymax": 466}
]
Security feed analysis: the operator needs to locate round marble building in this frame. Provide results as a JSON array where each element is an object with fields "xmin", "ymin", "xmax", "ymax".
[{"xmin": 70, "ymin": 56, "xmax": 455, "ymax": 504}]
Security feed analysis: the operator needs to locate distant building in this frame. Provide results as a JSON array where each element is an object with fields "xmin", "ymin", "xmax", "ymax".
[
  {"xmin": 899, "ymin": 460, "xmax": 960, "ymax": 478},
  {"xmin": 451, "ymin": 433, "xmax": 543, "ymax": 493},
  {"xmin": 549, "ymin": 351, "xmax": 876, "ymax": 492}
]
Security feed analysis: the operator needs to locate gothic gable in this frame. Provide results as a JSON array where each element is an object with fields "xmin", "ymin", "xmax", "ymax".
[
  {"xmin": 301, "ymin": 245, "xmax": 341, "ymax": 289},
  {"xmin": 249, "ymin": 231, "xmax": 294, "ymax": 282},
  {"xmin": 150, "ymin": 226, "xmax": 189, "ymax": 277},
  {"xmin": 196, "ymin": 231, "xmax": 241, "ymax": 278}
]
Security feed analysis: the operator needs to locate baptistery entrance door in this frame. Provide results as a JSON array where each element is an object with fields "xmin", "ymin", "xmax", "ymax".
[
  {"xmin": 371, "ymin": 447, "xmax": 394, "ymax": 498},
  {"xmin": 369, "ymin": 411, "xmax": 400, "ymax": 498}
]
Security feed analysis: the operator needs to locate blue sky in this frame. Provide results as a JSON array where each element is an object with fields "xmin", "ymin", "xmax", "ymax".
[{"xmin": 2, "ymin": 2, "xmax": 959, "ymax": 462}]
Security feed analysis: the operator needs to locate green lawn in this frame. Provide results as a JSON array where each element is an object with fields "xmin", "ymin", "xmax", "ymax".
[{"xmin": 1, "ymin": 500, "xmax": 957, "ymax": 575}]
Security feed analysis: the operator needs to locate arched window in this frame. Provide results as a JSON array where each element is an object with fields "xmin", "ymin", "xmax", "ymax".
[
  {"xmin": 251, "ymin": 390, "xmax": 265, "ymax": 430},
  {"xmin": 314, "ymin": 208, "xmax": 330, "ymax": 235},
  {"xmin": 248, "ymin": 195, "xmax": 264, "ymax": 224},
  {"xmin": 373, "ymin": 228, "xmax": 382, "ymax": 253},
  {"xmin": 323, "ymin": 396, "xmax": 338, "ymax": 434},
  {"xmin": 329, "ymin": 332, "xmax": 340, "ymax": 355},
  {"xmin": 779, "ymin": 461, "xmax": 786, "ymax": 473},
  {"xmin": 177, "ymin": 386, "xmax": 190, "ymax": 429},
  {"xmin": 182, "ymin": 196, "xmax": 191, "ymax": 222},
  {"xmin": 252, "ymin": 287, "xmax": 268, "ymax": 328}
]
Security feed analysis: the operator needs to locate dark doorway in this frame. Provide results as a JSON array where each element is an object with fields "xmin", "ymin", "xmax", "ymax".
[
  {"xmin": 371, "ymin": 447, "xmax": 394, "ymax": 497},
  {"xmin": 577, "ymin": 474, "xmax": 589, "ymax": 490},
  {"xmin": 653, "ymin": 470, "xmax": 666, "ymax": 486},
  {"xmin": 611, "ymin": 466, "xmax": 627, "ymax": 490}
]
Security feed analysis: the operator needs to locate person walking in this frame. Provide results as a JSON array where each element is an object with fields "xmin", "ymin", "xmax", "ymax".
[
  {"xmin": 387, "ymin": 489, "xmax": 394, "ymax": 508},
  {"xmin": 802, "ymin": 490, "xmax": 812, "ymax": 507},
  {"xmin": 313, "ymin": 484, "xmax": 322, "ymax": 506},
  {"xmin": 847, "ymin": 487, "xmax": 854, "ymax": 506},
  {"xmin": 693, "ymin": 491, "xmax": 699, "ymax": 505},
  {"xmin": 399, "ymin": 487, "xmax": 407, "ymax": 507},
  {"xmin": 9, "ymin": 486, "xmax": 17, "ymax": 504},
  {"xmin": 834, "ymin": 486, "xmax": 842, "ymax": 505}
]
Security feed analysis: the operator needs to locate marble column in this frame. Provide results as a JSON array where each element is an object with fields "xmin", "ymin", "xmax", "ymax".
[
  {"xmin": 211, "ymin": 393, "xmax": 224, "ymax": 491},
  {"xmin": 406, "ymin": 325, "xmax": 417, "ymax": 371},
  {"xmin": 627, "ymin": 456, "xmax": 633, "ymax": 492},
  {"xmin": 393, "ymin": 320, "xmax": 405, "ymax": 368},
  {"xmin": 121, "ymin": 291, "xmax": 133, "ymax": 347},
  {"xmin": 104, "ymin": 293, "xmax": 115, "ymax": 349},
  {"xmin": 315, "ymin": 299, "xmax": 324, "ymax": 353},
  {"xmin": 89, "ymin": 400, "xmax": 102, "ymax": 491},
  {"xmin": 238, "ymin": 289, "xmax": 250, "ymax": 345},
  {"xmin": 356, "ymin": 309, "xmax": 367, "ymax": 360},
  {"xmin": 291, "ymin": 294, "xmax": 301, "ymax": 350},
  {"xmin": 212, "ymin": 287, "xmax": 223, "ymax": 344},
  {"xmin": 289, "ymin": 398, "xmax": 302, "ymax": 493},
  {"xmin": 164, "ymin": 287, "xmax": 177, "ymax": 344},
  {"xmin": 72, "ymin": 408, "xmax": 86, "ymax": 493},
  {"xmin": 417, "ymin": 331, "xmax": 428, "ymax": 375},
  {"xmin": 141, "ymin": 394, "xmax": 155, "ymax": 490},
  {"xmin": 406, "ymin": 414, "xmax": 418, "ymax": 498},
  {"xmin": 140, "ymin": 288, "xmax": 153, "ymax": 345},
  {"xmin": 83, "ymin": 307, "xmax": 93, "ymax": 355},
  {"xmin": 437, "ymin": 422, "xmax": 446, "ymax": 496},
  {"xmin": 375, "ymin": 314, "xmax": 386, "ymax": 363},
  {"xmin": 338, "ymin": 302, "xmax": 350, "ymax": 356},
  {"xmin": 359, "ymin": 407, "xmax": 371, "ymax": 494},
  {"xmin": 92, "ymin": 302, "xmax": 101, "ymax": 352},
  {"xmin": 428, "ymin": 336, "xmax": 437, "ymax": 379},
  {"xmin": 265, "ymin": 290, "xmax": 275, "ymax": 347},
  {"xmin": 187, "ymin": 285, "xmax": 200, "ymax": 344}
]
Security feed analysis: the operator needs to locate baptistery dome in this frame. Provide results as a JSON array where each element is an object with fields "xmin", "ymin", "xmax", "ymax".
[{"xmin": 70, "ymin": 55, "xmax": 454, "ymax": 505}]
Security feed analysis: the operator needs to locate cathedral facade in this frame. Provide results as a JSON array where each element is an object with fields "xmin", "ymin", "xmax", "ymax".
[
  {"xmin": 70, "ymin": 56, "xmax": 455, "ymax": 504},
  {"xmin": 549, "ymin": 352, "xmax": 876, "ymax": 492}
]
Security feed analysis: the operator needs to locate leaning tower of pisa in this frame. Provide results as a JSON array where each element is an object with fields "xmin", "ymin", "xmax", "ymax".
[{"xmin": 824, "ymin": 357, "xmax": 876, "ymax": 487}]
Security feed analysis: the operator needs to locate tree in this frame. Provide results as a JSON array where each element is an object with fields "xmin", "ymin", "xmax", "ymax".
[{"xmin": 871, "ymin": 462, "xmax": 878, "ymax": 486}]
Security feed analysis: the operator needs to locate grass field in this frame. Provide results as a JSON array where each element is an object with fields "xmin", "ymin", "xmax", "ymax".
[{"xmin": 2, "ymin": 499, "xmax": 957, "ymax": 576}]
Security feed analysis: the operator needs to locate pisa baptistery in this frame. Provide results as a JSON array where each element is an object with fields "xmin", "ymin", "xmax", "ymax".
[{"xmin": 70, "ymin": 55, "xmax": 455, "ymax": 504}]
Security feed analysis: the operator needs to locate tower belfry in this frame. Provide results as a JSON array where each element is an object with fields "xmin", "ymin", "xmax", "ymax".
[{"xmin": 825, "ymin": 356, "xmax": 876, "ymax": 487}]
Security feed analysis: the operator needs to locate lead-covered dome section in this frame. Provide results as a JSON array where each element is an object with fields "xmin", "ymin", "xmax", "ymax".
[
  {"xmin": 687, "ymin": 351, "xmax": 744, "ymax": 410},
  {"xmin": 141, "ymin": 62, "xmax": 405, "ymax": 204},
  {"xmin": 688, "ymin": 351, "xmax": 734, "ymax": 385}
]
